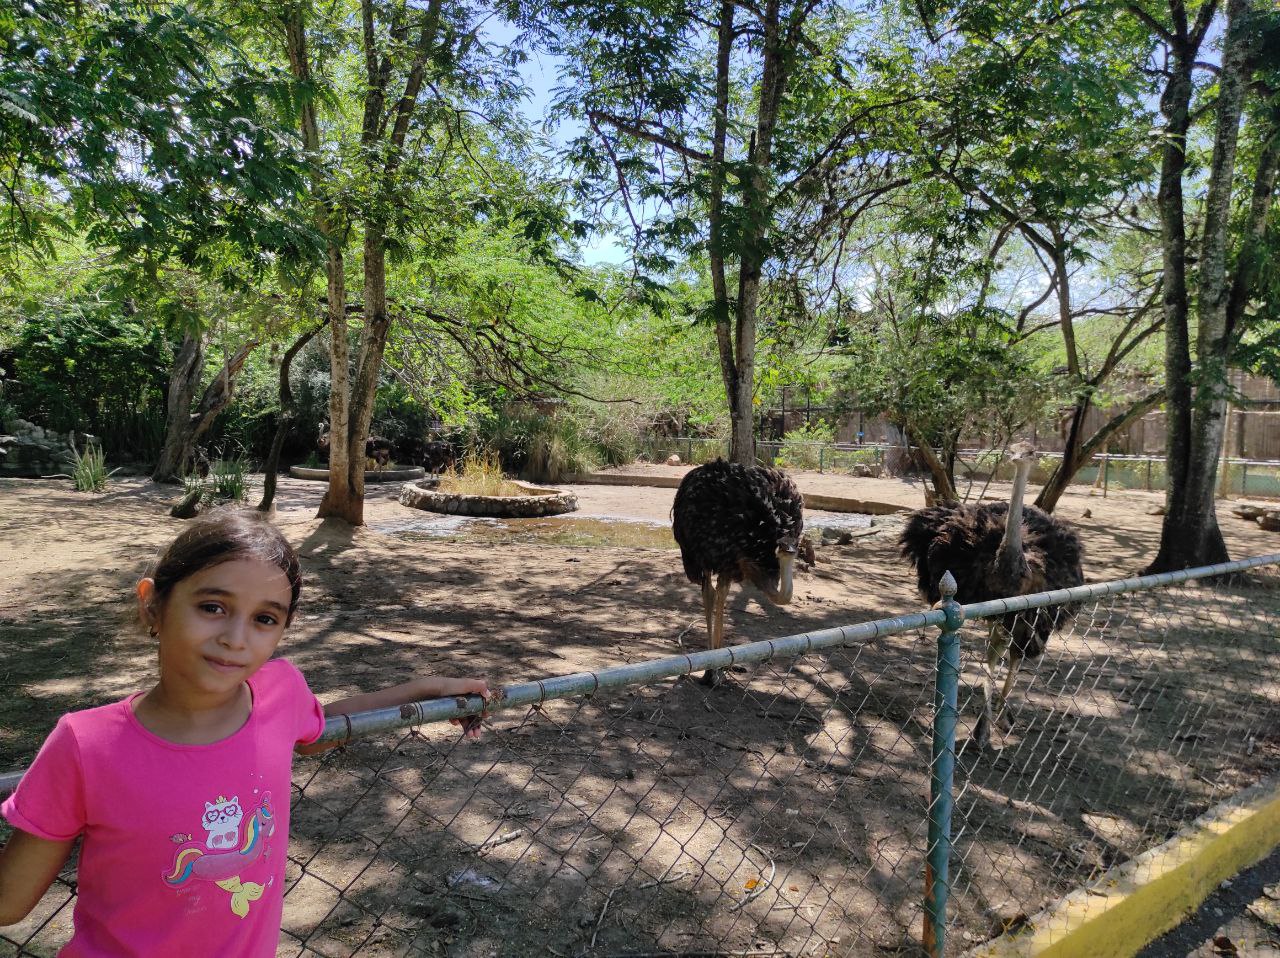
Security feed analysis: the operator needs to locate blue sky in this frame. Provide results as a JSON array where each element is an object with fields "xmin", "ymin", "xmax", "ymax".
[{"xmin": 488, "ymin": 19, "xmax": 631, "ymax": 267}]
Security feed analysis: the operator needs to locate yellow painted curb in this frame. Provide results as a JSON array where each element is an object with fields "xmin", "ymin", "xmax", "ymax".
[{"xmin": 965, "ymin": 775, "xmax": 1280, "ymax": 958}]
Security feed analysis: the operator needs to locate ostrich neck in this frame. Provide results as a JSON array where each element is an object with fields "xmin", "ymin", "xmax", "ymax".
[
  {"xmin": 995, "ymin": 460, "xmax": 1032, "ymax": 583},
  {"xmin": 759, "ymin": 554, "xmax": 796, "ymax": 606}
]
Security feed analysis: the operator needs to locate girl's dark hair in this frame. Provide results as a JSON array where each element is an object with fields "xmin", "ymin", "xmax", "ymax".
[{"xmin": 148, "ymin": 510, "xmax": 303, "ymax": 621}]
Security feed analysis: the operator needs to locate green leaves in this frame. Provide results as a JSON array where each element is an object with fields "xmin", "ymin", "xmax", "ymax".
[{"xmin": 0, "ymin": 0, "xmax": 317, "ymax": 277}]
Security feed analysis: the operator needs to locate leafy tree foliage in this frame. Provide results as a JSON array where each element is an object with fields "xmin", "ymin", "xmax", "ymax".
[
  {"xmin": 0, "ymin": 0, "xmax": 314, "ymax": 274},
  {"xmin": 547, "ymin": 0, "xmax": 902, "ymax": 463},
  {"xmin": 8, "ymin": 299, "xmax": 169, "ymax": 456}
]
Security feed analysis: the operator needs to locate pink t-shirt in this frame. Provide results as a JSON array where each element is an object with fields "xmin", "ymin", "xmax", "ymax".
[{"xmin": 2, "ymin": 658, "xmax": 326, "ymax": 957}]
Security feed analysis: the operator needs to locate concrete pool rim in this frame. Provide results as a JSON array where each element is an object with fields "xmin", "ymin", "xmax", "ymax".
[{"xmin": 399, "ymin": 478, "xmax": 579, "ymax": 518}]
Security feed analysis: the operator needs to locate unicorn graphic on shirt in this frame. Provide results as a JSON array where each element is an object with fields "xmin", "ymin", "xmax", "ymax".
[{"xmin": 163, "ymin": 791, "xmax": 276, "ymax": 918}]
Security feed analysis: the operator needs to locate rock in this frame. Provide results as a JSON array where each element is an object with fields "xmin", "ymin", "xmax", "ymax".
[
  {"xmin": 1146, "ymin": 505, "xmax": 1166, "ymax": 516},
  {"xmin": 1232, "ymin": 502, "xmax": 1267, "ymax": 521},
  {"xmin": 1259, "ymin": 510, "xmax": 1280, "ymax": 532},
  {"xmin": 1081, "ymin": 508, "xmax": 1092, "ymax": 518},
  {"xmin": 170, "ymin": 487, "xmax": 203, "ymax": 519},
  {"xmin": 665, "ymin": 454, "xmax": 682, "ymax": 466},
  {"xmin": 852, "ymin": 464, "xmax": 878, "ymax": 478}
]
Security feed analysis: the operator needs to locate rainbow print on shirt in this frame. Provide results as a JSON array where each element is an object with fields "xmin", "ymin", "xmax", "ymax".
[{"xmin": 162, "ymin": 791, "xmax": 276, "ymax": 918}]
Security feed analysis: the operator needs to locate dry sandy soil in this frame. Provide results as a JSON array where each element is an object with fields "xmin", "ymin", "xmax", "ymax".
[{"xmin": 1, "ymin": 468, "xmax": 1278, "ymax": 957}]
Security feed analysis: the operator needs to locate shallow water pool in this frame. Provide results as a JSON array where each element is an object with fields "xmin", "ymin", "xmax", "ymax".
[
  {"xmin": 370, "ymin": 514, "xmax": 680, "ymax": 549},
  {"xmin": 371, "ymin": 510, "xmax": 873, "ymax": 549}
]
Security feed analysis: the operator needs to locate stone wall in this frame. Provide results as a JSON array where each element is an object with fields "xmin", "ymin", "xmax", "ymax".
[
  {"xmin": 0, "ymin": 420, "xmax": 93, "ymax": 478},
  {"xmin": 399, "ymin": 480, "xmax": 578, "ymax": 518}
]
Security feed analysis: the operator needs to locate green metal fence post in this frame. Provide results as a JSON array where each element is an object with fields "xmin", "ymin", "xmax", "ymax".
[
  {"xmin": 924, "ymin": 571, "xmax": 963, "ymax": 957},
  {"xmin": 686, "ymin": 437, "xmax": 693, "ymax": 464},
  {"xmin": 819, "ymin": 446, "xmax": 825, "ymax": 473}
]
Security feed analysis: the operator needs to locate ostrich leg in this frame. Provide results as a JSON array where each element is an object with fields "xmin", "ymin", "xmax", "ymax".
[
  {"xmin": 701, "ymin": 573, "xmax": 732, "ymax": 687},
  {"xmin": 995, "ymin": 652, "xmax": 1023, "ymax": 729},
  {"xmin": 701, "ymin": 576, "xmax": 715, "ymax": 648},
  {"xmin": 974, "ymin": 622, "xmax": 1011, "ymax": 748}
]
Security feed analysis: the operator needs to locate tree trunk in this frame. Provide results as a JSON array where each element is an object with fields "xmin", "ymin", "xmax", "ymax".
[
  {"xmin": 727, "ymin": 0, "xmax": 789, "ymax": 467},
  {"xmin": 906, "ymin": 423, "xmax": 958, "ymax": 504},
  {"xmin": 153, "ymin": 330, "xmax": 204, "ymax": 483},
  {"xmin": 258, "ymin": 318, "xmax": 327, "ymax": 511},
  {"xmin": 1146, "ymin": 0, "xmax": 1254, "ymax": 572},
  {"xmin": 292, "ymin": 0, "xmax": 440, "ymax": 524},
  {"xmin": 1035, "ymin": 389, "xmax": 1166, "ymax": 512},
  {"xmin": 283, "ymin": 3, "xmax": 356, "ymax": 524},
  {"xmin": 730, "ymin": 282, "xmax": 758, "ymax": 465},
  {"xmin": 153, "ymin": 335, "xmax": 256, "ymax": 483},
  {"xmin": 707, "ymin": 0, "xmax": 741, "ymax": 465},
  {"xmin": 316, "ymin": 239, "xmax": 355, "ymax": 522}
]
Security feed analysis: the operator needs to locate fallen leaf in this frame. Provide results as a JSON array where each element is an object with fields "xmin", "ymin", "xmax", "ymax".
[{"xmin": 744, "ymin": 878, "xmax": 760, "ymax": 890}]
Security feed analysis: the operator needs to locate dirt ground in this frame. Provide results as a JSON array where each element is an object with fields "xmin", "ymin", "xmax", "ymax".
[{"xmin": 1, "ymin": 468, "xmax": 1279, "ymax": 957}]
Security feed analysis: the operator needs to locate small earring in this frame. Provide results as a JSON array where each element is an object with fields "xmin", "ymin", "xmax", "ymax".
[{"xmin": 148, "ymin": 626, "xmax": 158, "ymax": 638}]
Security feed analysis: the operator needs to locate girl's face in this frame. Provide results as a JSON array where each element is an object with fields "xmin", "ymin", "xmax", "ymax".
[{"xmin": 138, "ymin": 558, "xmax": 293, "ymax": 700}]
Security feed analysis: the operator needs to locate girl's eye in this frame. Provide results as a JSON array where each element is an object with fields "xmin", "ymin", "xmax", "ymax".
[
  {"xmin": 257, "ymin": 614, "xmax": 279, "ymax": 626},
  {"xmin": 199, "ymin": 603, "xmax": 223, "ymax": 614}
]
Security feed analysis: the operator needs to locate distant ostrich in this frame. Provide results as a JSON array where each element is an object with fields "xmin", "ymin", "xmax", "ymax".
[
  {"xmin": 900, "ymin": 442, "xmax": 1084, "ymax": 747},
  {"xmin": 672, "ymin": 459, "xmax": 812, "ymax": 686},
  {"xmin": 364, "ymin": 436, "xmax": 394, "ymax": 471},
  {"xmin": 420, "ymin": 439, "xmax": 454, "ymax": 474},
  {"xmin": 315, "ymin": 423, "xmax": 393, "ymax": 471}
]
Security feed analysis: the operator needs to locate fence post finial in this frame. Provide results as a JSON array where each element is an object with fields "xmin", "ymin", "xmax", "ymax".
[{"xmin": 939, "ymin": 570, "xmax": 958, "ymax": 600}]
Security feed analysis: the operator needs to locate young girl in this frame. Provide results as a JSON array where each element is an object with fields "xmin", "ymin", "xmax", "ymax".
[{"xmin": 0, "ymin": 510, "xmax": 489, "ymax": 954}]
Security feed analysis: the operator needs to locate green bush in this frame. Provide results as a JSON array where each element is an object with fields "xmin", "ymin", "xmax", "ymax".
[
  {"xmin": 775, "ymin": 422, "xmax": 836, "ymax": 470},
  {"xmin": 481, "ymin": 407, "xmax": 601, "ymax": 483},
  {"xmin": 209, "ymin": 447, "xmax": 252, "ymax": 502},
  {"xmin": 10, "ymin": 309, "xmax": 170, "ymax": 461},
  {"xmin": 70, "ymin": 438, "xmax": 118, "ymax": 492}
]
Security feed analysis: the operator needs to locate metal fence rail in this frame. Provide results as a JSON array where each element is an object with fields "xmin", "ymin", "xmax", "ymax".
[{"xmin": 2, "ymin": 554, "xmax": 1278, "ymax": 957}]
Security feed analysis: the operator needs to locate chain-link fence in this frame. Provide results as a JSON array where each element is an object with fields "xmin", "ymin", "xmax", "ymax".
[
  {"xmin": 941, "ymin": 555, "xmax": 1280, "ymax": 954},
  {"xmin": 3, "ymin": 554, "xmax": 1279, "ymax": 957}
]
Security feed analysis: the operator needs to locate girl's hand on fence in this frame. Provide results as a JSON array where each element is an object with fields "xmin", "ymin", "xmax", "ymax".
[{"xmin": 442, "ymin": 678, "xmax": 490, "ymax": 739}]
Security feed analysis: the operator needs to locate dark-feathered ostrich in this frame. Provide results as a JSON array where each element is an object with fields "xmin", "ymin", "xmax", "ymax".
[
  {"xmin": 672, "ymin": 459, "xmax": 812, "ymax": 686},
  {"xmin": 316, "ymin": 423, "xmax": 393, "ymax": 471},
  {"xmin": 900, "ymin": 442, "xmax": 1084, "ymax": 747}
]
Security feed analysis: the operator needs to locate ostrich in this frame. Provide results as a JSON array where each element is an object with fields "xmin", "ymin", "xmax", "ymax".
[
  {"xmin": 316, "ymin": 423, "xmax": 393, "ymax": 471},
  {"xmin": 364, "ymin": 435, "xmax": 394, "ymax": 471},
  {"xmin": 672, "ymin": 459, "xmax": 811, "ymax": 686},
  {"xmin": 899, "ymin": 442, "xmax": 1084, "ymax": 747}
]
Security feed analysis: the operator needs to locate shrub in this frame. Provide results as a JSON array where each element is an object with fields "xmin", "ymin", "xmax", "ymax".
[
  {"xmin": 438, "ymin": 449, "xmax": 525, "ymax": 496},
  {"xmin": 775, "ymin": 422, "xmax": 835, "ymax": 470},
  {"xmin": 209, "ymin": 446, "xmax": 252, "ymax": 502},
  {"xmin": 70, "ymin": 437, "xmax": 117, "ymax": 492},
  {"xmin": 481, "ymin": 408, "xmax": 601, "ymax": 483},
  {"xmin": 181, "ymin": 469, "xmax": 207, "ymax": 507},
  {"xmin": 10, "ymin": 309, "xmax": 169, "ymax": 461}
]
